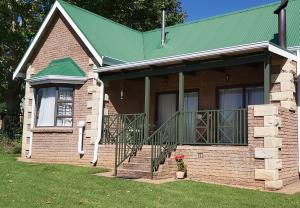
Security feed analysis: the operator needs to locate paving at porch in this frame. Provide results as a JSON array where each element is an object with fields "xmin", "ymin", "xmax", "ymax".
[{"xmin": 95, "ymin": 170, "xmax": 300, "ymax": 194}]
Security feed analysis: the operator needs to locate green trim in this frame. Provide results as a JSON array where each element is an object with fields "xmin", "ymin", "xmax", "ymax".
[
  {"xmin": 33, "ymin": 58, "xmax": 86, "ymax": 79},
  {"xmin": 264, "ymin": 53, "xmax": 270, "ymax": 104},
  {"xmin": 178, "ymin": 72, "xmax": 184, "ymax": 145},
  {"xmin": 144, "ymin": 77, "xmax": 150, "ymax": 141}
]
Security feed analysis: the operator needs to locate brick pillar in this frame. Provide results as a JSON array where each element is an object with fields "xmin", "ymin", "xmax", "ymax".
[
  {"xmin": 253, "ymin": 105, "xmax": 283, "ymax": 190},
  {"xmin": 21, "ymin": 65, "xmax": 35, "ymax": 158},
  {"xmin": 270, "ymin": 59, "xmax": 296, "ymax": 111},
  {"xmin": 85, "ymin": 75, "xmax": 109, "ymax": 144}
]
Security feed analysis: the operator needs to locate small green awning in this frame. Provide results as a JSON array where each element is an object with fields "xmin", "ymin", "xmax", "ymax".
[{"xmin": 27, "ymin": 57, "xmax": 87, "ymax": 85}]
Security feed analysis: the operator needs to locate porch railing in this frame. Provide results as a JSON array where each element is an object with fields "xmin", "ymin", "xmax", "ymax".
[
  {"xmin": 112, "ymin": 113, "xmax": 145, "ymax": 176},
  {"xmin": 103, "ymin": 114, "xmax": 144, "ymax": 144},
  {"xmin": 183, "ymin": 108, "xmax": 248, "ymax": 145},
  {"xmin": 147, "ymin": 111, "xmax": 180, "ymax": 179}
]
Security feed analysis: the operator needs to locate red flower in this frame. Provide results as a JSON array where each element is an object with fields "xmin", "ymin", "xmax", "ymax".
[{"xmin": 175, "ymin": 154, "xmax": 184, "ymax": 160}]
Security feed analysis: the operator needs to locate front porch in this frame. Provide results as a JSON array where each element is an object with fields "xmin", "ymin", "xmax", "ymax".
[
  {"xmin": 97, "ymin": 47, "xmax": 297, "ymax": 189},
  {"xmin": 101, "ymin": 53, "xmax": 268, "ymax": 176}
]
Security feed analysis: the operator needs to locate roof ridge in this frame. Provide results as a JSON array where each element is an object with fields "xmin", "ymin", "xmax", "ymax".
[
  {"xmin": 143, "ymin": 0, "xmax": 286, "ymax": 34},
  {"xmin": 57, "ymin": 0, "xmax": 142, "ymax": 35}
]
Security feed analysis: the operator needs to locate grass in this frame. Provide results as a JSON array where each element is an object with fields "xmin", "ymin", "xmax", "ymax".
[{"xmin": 1, "ymin": 151, "xmax": 300, "ymax": 208}]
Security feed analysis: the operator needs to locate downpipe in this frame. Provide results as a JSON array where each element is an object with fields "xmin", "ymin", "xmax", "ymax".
[
  {"xmin": 26, "ymin": 90, "xmax": 35, "ymax": 159},
  {"xmin": 91, "ymin": 72, "xmax": 104, "ymax": 165},
  {"xmin": 77, "ymin": 121, "xmax": 85, "ymax": 155},
  {"xmin": 297, "ymin": 49, "xmax": 300, "ymax": 173}
]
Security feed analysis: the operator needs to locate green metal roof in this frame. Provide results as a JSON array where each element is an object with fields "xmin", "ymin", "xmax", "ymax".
[
  {"xmin": 33, "ymin": 57, "xmax": 86, "ymax": 78},
  {"xmin": 58, "ymin": 0, "xmax": 300, "ymax": 63}
]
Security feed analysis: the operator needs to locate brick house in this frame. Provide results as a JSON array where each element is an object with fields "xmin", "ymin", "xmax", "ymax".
[{"xmin": 13, "ymin": 0, "xmax": 300, "ymax": 190}]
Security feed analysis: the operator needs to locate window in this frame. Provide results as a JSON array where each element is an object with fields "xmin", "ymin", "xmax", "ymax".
[
  {"xmin": 36, "ymin": 87, "xmax": 74, "ymax": 127},
  {"xmin": 245, "ymin": 86, "xmax": 264, "ymax": 106},
  {"xmin": 218, "ymin": 86, "xmax": 263, "ymax": 109}
]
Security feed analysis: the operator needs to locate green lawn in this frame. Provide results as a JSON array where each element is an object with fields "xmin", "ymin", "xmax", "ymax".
[{"xmin": 1, "ymin": 152, "xmax": 300, "ymax": 208}]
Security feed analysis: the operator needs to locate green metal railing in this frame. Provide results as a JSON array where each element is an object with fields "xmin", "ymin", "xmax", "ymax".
[
  {"xmin": 183, "ymin": 108, "xmax": 247, "ymax": 145},
  {"xmin": 103, "ymin": 114, "xmax": 144, "ymax": 144},
  {"xmin": 147, "ymin": 111, "xmax": 180, "ymax": 179},
  {"xmin": 113, "ymin": 113, "xmax": 145, "ymax": 176}
]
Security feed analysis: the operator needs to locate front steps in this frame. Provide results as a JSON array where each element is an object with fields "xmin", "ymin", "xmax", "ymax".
[{"xmin": 116, "ymin": 146, "xmax": 177, "ymax": 179}]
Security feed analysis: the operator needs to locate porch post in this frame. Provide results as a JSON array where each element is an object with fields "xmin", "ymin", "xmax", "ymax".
[
  {"xmin": 264, "ymin": 53, "xmax": 270, "ymax": 104},
  {"xmin": 144, "ymin": 76, "xmax": 150, "ymax": 140},
  {"xmin": 178, "ymin": 72, "xmax": 184, "ymax": 144}
]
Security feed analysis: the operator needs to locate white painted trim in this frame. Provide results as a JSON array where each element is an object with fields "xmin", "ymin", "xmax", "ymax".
[
  {"xmin": 268, "ymin": 44, "xmax": 298, "ymax": 61},
  {"xmin": 288, "ymin": 46, "xmax": 300, "ymax": 52},
  {"xmin": 297, "ymin": 49, "xmax": 300, "ymax": 173},
  {"xmin": 95, "ymin": 42, "xmax": 297, "ymax": 74},
  {"xmin": 13, "ymin": 1, "xmax": 104, "ymax": 79},
  {"xmin": 56, "ymin": 3, "xmax": 103, "ymax": 66},
  {"xmin": 26, "ymin": 75, "xmax": 87, "ymax": 85},
  {"xmin": 95, "ymin": 41, "xmax": 270, "ymax": 73},
  {"xmin": 13, "ymin": 2, "xmax": 58, "ymax": 79}
]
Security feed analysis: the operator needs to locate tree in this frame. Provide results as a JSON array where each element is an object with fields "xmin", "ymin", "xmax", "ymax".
[{"xmin": 0, "ymin": 0, "xmax": 186, "ymax": 115}]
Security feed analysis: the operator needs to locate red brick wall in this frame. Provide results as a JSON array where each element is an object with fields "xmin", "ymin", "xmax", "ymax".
[
  {"xmin": 278, "ymin": 107, "xmax": 299, "ymax": 185},
  {"xmin": 25, "ymin": 12, "xmax": 115, "ymax": 168},
  {"xmin": 172, "ymin": 106, "xmax": 265, "ymax": 188}
]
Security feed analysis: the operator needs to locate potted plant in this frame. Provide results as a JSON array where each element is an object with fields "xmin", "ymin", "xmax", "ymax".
[{"xmin": 175, "ymin": 154, "xmax": 186, "ymax": 179}]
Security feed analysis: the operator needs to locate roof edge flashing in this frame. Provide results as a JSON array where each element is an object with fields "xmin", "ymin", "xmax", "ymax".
[
  {"xmin": 95, "ymin": 41, "xmax": 297, "ymax": 74},
  {"xmin": 95, "ymin": 41, "xmax": 270, "ymax": 73},
  {"xmin": 26, "ymin": 75, "xmax": 87, "ymax": 85}
]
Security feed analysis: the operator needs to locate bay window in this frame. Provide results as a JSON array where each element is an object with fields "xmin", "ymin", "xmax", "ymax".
[{"xmin": 36, "ymin": 87, "xmax": 74, "ymax": 127}]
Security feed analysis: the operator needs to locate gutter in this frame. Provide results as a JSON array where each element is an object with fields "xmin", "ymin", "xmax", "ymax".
[
  {"xmin": 26, "ymin": 90, "xmax": 35, "ymax": 159},
  {"xmin": 297, "ymin": 49, "xmax": 300, "ymax": 173},
  {"xmin": 26, "ymin": 75, "xmax": 87, "ymax": 86},
  {"xmin": 94, "ymin": 41, "xmax": 297, "ymax": 74},
  {"xmin": 91, "ymin": 72, "xmax": 104, "ymax": 165}
]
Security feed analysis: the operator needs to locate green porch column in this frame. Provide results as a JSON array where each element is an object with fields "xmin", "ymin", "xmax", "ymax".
[
  {"xmin": 178, "ymin": 72, "xmax": 184, "ymax": 144},
  {"xmin": 144, "ymin": 76, "xmax": 150, "ymax": 140},
  {"xmin": 264, "ymin": 54, "xmax": 270, "ymax": 104}
]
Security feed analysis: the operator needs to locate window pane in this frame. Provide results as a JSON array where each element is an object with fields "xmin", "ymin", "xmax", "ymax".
[
  {"xmin": 58, "ymin": 88, "xmax": 73, "ymax": 101},
  {"xmin": 57, "ymin": 103, "xmax": 73, "ymax": 116},
  {"xmin": 246, "ymin": 86, "xmax": 264, "ymax": 106},
  {"xmin": 37, "ymin": 87, "xmax": 56, "ymax": 126},
  {"xmin": 219, "ymin": 88, "xmax": 243, "ymax": 110},
  {"xmin": 57, "ymin": 118, "xmax": 72, "ymax": 127}
]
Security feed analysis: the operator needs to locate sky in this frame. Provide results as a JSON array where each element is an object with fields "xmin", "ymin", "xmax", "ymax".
[{"xmin": 181, "ymin": 0, "xmax": 279, "ymax": 22}]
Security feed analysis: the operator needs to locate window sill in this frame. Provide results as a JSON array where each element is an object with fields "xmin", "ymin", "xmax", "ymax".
[{"xmin": 32, "ymin": 127, "xmax": 73, "ymax": 133}]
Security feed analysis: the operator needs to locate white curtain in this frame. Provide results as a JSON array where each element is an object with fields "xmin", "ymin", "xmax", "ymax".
[
  {"xmin": 37, "ymin": 87, "xmax": 56, "ymax": 126},
  {"xmin": 219, "ymin": 88, "xmax": 243, "ymax": 143},
  {"xmin": 246, "ymin": 86, "xmax": 264, "ymax": 106},
  {"xmin": 219, "ymin": 88, "xmax": 243, "ymax": 110},
  {"xmin": 157, "ymin": 93, "xmax": 176, "ymax": 127},
  {"xmin": 157, "ymin": 93, "xmax": 177, "ymax": 142},
  {"xmin": 184, "ymin": 92, "xmax": 199, "ymax": 144}
]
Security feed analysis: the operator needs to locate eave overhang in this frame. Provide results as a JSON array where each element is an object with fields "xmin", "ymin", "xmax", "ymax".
[{"xmin": 94, "ymin": 42, "xmax": 297, "ymax": 75}]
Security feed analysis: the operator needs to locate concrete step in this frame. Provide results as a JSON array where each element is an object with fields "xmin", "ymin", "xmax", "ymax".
[
  {"xmin": 117, "ymin": 168, "xmax": 152, "ymax": 179},
  {"xmin": 129, "ymin": 156, "xmax": 151, "ymax": 163},
  {"xmin": 122, "ymin": 162, "xmax": 150, "ymax": 171}
]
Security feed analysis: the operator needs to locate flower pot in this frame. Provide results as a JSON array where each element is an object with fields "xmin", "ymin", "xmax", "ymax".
[{"xmin": 176, "ymin": 171, "xmax": 185, "ymax": 179}]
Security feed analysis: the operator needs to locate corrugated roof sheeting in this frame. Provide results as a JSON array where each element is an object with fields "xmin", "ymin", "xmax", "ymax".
[{"xmin": 58, "ymin": 0, "xmax": 300, "ymax": 63}]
